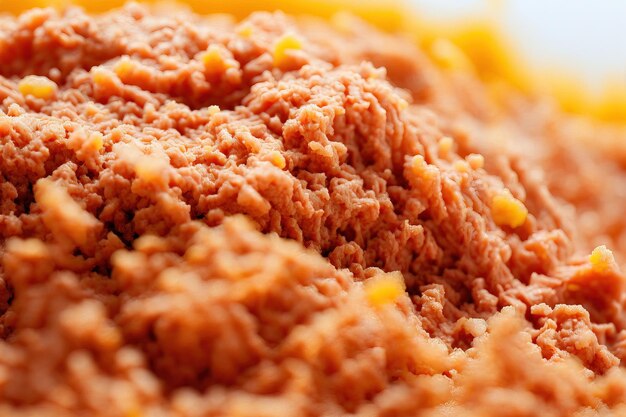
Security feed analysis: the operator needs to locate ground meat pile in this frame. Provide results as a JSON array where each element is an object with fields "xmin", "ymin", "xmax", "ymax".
[{"xmin": 3, "ymin": 4, "xmax": 626, "ymax": 416}]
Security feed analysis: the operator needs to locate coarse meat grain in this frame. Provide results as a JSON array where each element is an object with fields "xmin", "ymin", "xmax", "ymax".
[{"xmin": 2, "ymin": 3, "xmax": 626, "ymax": 417}]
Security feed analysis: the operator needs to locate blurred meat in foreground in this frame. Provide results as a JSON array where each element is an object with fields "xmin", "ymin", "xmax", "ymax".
[{"xmin": 2, "ymin": 3, "xmax": 626, "ymax": 416}]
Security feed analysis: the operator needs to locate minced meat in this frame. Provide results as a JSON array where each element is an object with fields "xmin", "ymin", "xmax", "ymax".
[{"xmin": 1, "ymin": 4, "xmax": 626, "ymax": 417}]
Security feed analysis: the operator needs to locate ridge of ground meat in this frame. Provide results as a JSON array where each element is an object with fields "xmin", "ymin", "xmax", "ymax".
[{"xmin": 2, "ymin": 4, "xmax": 626, "ymax": 417}]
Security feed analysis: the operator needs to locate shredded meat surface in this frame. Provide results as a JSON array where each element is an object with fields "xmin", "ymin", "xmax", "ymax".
[{"xmin": 2, "ymin": 4, "xmax": 626, "ymax": 416}]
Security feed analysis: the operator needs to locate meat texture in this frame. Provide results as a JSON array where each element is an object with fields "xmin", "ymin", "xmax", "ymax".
[{"xmin": 1, "ymin": 4, "xmax": 626, "ymax": 416}]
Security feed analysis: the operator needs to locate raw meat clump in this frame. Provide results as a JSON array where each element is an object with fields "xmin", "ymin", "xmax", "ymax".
[{"xmin": 2, "ymin": 4, "xmax": 626, "ymax": 416}]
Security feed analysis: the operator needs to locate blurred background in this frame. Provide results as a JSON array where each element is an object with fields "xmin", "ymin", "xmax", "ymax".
[
  {"xmin": 415, "ymin": 0, "xmax": 626, "ymax": 90},
  {"xmin": 1, "ymin": 0, "xmax": 625, "ymax": 121},
  {"xmin": 413, "ymin": 0, "xmax": 626, "ymax": 120}
]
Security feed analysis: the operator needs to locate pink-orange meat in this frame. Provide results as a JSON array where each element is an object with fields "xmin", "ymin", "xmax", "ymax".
[{"xmin": 1, "ymin": 4, "xmax": 626, "ymax": 417}]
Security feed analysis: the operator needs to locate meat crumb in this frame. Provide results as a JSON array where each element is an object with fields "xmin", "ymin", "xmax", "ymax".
[
  {"xmin": 0, "ymin": 5, "xmax": 626, "ymax": 417},
  {"xmin": 491, "ymin": 190, "xmax": 528, "ymax": 228}
]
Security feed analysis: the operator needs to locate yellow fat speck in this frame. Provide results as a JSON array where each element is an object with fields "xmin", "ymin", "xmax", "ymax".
[
  {"xmin": 273, "ymin": 33, "xmax": 302, "ymax": 68},
  {"xmin": 18, "ymin": 75, "xmax": 57, "ymax": 100},
  {"xmin": 92, "ymin": 71, "xmax": 107, "ymax": 85},
  {"xmin": 113, "ymin": 58, "xmax": 135, "ymax": 78},
  {"xmin": 589, "ymin": 245, "xmax": 614, "ymax": 272},
  {"xmin": 364, "ymin": 271, "xmax": 406, "ymax": 307},
  {"xmin": 201, "ymin": 45, "xmax": 226, "ymax": 70},
  {"xmin": 269, "ymin": 151, "xmax": 286, "ymax": 169},
  {"xmin": 491, "ymin": 191, "xmax": 528, "ymax": 228}
]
